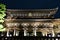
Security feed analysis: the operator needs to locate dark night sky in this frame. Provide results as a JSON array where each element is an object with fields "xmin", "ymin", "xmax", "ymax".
[{"xmin": 0, "ymin": 0, "xmax": 60, "ymax": 18}]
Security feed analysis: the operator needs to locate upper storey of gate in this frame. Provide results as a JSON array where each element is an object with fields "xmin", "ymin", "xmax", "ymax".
[{"xmin": 6, "ymin": 7, "xmax": 58, "ymax": 19}]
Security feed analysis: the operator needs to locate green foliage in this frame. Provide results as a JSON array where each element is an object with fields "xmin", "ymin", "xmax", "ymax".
[
  {"xmin": 0, "ymin": 4, "xmax": 6, "ymax": 11},
  {"xmin": 0, "ymin": 11, "xmax": 6, "ymax": 19},
  {"xmin": 0, "ymin": 3, "xmax": 6, "ymax": 18},
  {"xmin": 0, "ymin": 4, "xmax": 6, "ymax": 32}
]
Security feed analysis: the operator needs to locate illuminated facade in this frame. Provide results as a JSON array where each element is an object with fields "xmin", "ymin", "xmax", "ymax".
[{"xmin": 3, "ymin": 7, "xmax": 60, "ymax": 37}]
